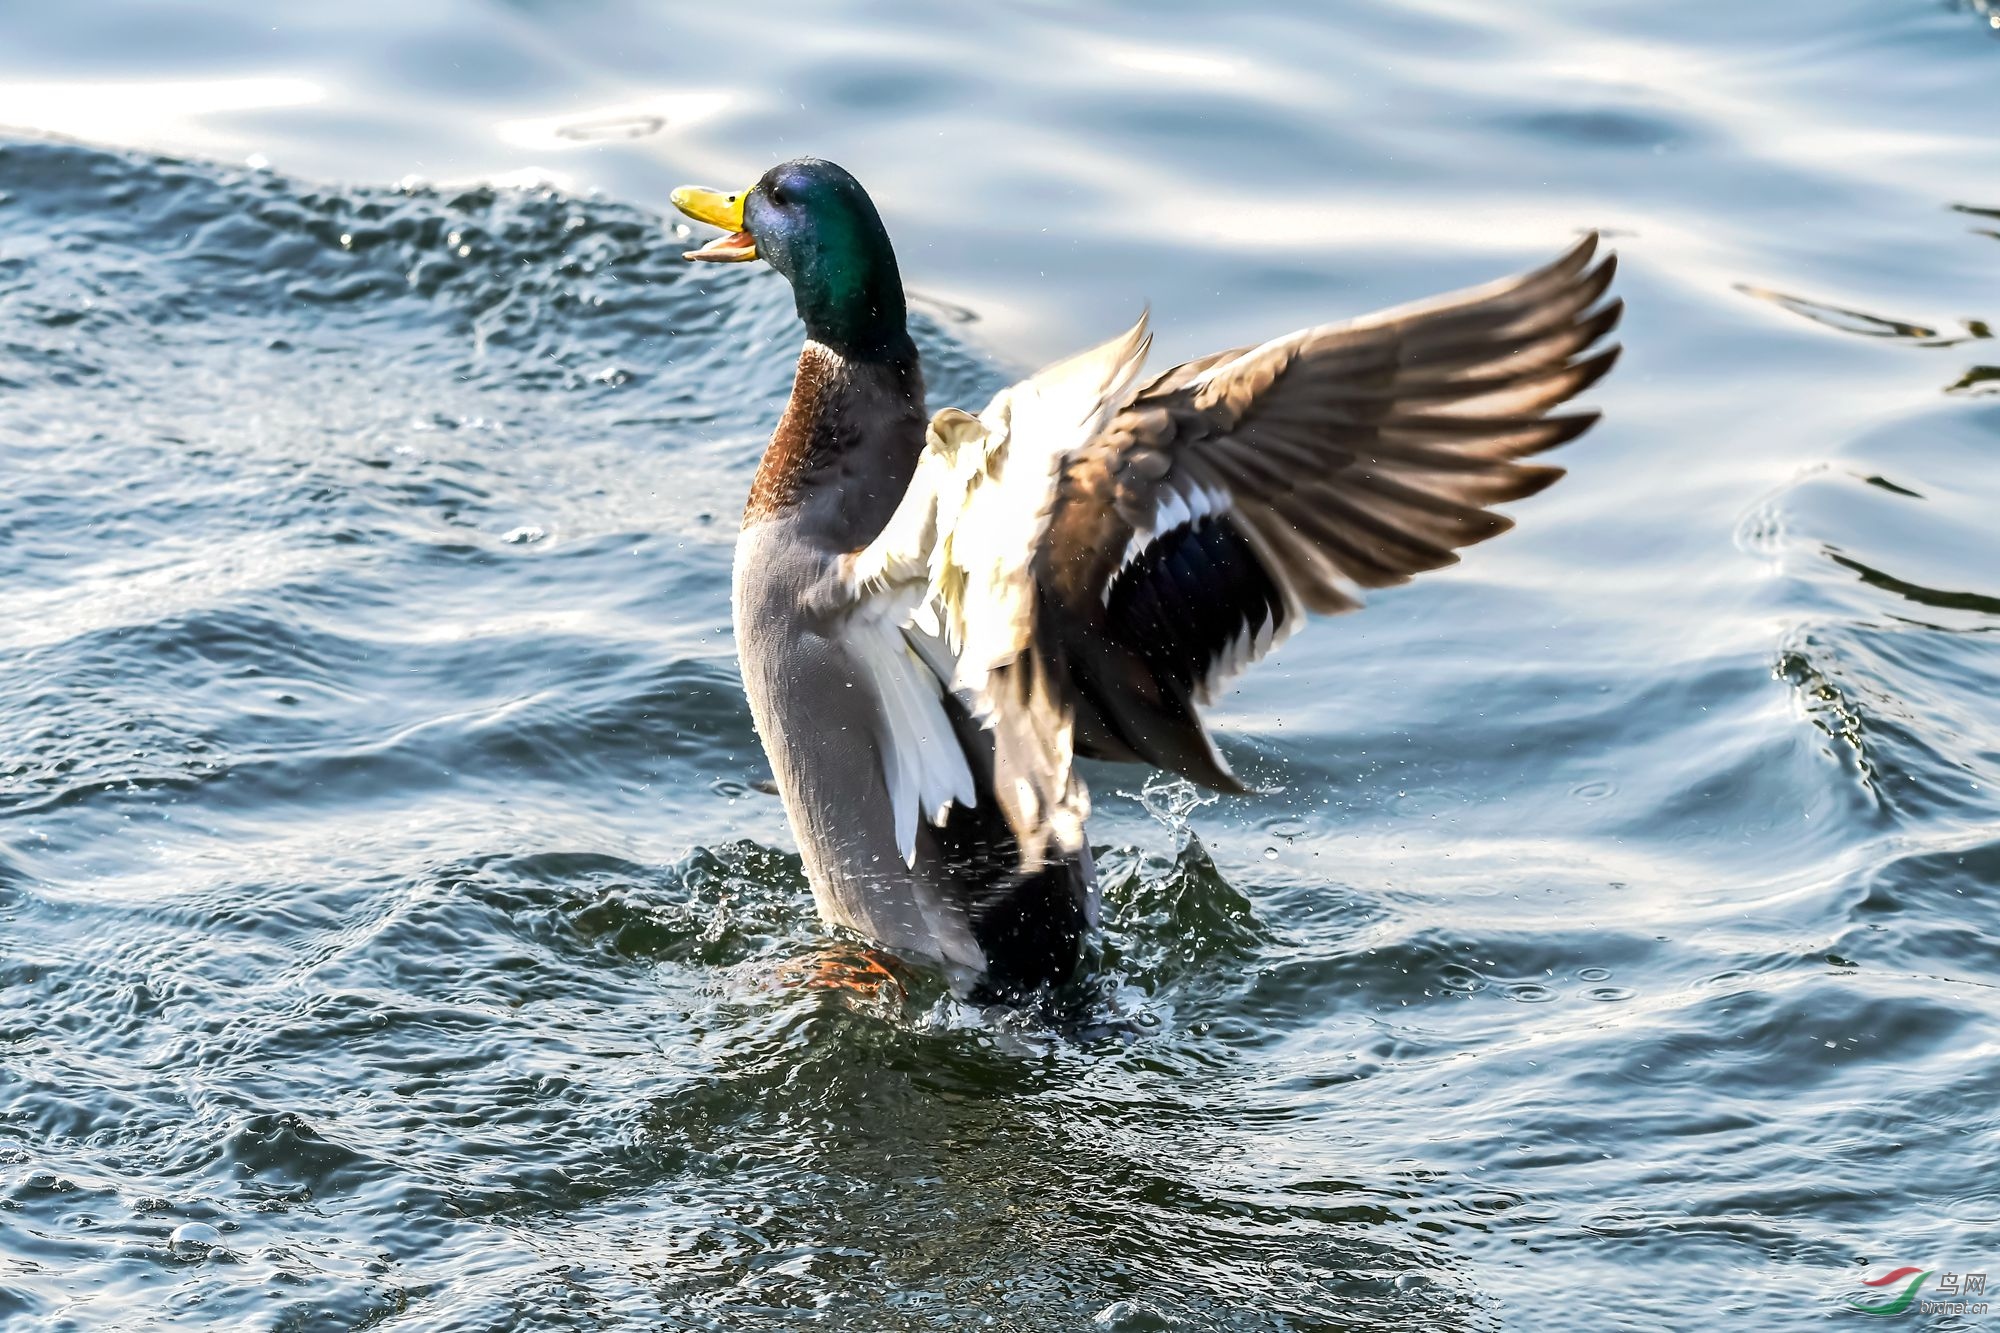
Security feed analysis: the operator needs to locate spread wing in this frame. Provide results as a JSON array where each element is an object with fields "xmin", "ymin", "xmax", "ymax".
[{"xmin": 850, "ymin": 233, "xmax": 1620, "ymax": 867}]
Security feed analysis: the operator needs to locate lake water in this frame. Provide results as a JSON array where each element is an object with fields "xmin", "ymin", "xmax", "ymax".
[{"xmin": 3, "ymin": 2, "xmax": 1999, "ymax": 1329}]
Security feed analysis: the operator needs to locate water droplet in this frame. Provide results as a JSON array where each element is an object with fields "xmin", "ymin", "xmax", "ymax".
[
  {"xmin": 1262, "ymin": 847, "xmax": 1279, "ymax": 861},
  {"xmin": 1577, "ymin": 966, "xmax": 1612, "ymax": 982},
  {"xmin": 169, "ymin": 1222, "xmax": 224, "ymax": 1259}
]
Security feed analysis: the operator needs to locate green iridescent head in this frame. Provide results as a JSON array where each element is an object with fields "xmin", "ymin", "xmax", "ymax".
[{"xmin": 672, "ymin": 158, "xmax": 908, "ymax": 357}]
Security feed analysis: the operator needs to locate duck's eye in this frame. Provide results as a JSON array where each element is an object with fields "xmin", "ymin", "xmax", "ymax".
[{"xmin": 766, "ymin": 185, "xmax": 787, "ymax": 207}]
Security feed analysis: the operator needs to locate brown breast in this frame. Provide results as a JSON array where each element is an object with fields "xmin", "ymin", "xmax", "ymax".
[
  {"xmin": 745, "ymin": 341, "xmax": 927, "ymax": 537},
  {"xmin": 746, "ymin": 344, "xmax": 838, "ymax": 523}
]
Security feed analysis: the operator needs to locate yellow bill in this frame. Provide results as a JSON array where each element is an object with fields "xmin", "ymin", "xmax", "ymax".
[{"xmin": 670, "ymin": 185, "xmax": 757, "ymax": 262}]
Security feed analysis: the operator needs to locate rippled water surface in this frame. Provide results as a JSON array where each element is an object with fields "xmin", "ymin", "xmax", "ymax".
[{"xmin": 4, "ymin": 3, "xmax": 2000, "ymax": 1329}]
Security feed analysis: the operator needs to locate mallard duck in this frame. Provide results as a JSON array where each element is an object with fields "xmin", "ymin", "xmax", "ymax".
[{"xmin": 671, "ymin": 159, "xmax": 1619, "ymax": 999}]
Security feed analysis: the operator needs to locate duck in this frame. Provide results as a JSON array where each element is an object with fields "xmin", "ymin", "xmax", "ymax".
[{"xmin": 670, "ymin": 158, "xmax": 1619, "ymax": 1000}]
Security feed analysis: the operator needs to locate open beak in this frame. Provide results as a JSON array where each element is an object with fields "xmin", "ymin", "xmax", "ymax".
[{"xmin": 670, "ymin": 185, "xmax": 757, "ymax": 262}]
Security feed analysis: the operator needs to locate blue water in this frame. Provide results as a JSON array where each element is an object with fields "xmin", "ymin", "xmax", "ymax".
[{"xmin": 3, "ymin": 2, "xmax": 1999, "ymax": 1328}]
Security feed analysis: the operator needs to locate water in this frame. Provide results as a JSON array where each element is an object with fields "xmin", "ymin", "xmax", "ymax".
[{"xmin": 2, "ymin": 2, "xmax": 1998, "ymax": 1328}]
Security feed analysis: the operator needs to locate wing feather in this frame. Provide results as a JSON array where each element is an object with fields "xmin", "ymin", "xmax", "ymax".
[
  {"xmin": 840, "ymin": 234, "xmax": 1620, "ymax": 866},
  {"xmin": 1041, "ymin": 233, "xmax": 1621, "ymax": 785},
  {"xmin": 842, "ymin": 314, "xmax": 1152, "ymax": 867},
  {"xmin": 842, "ymin": 589, "xmax": 977, "ymax": 866}
]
